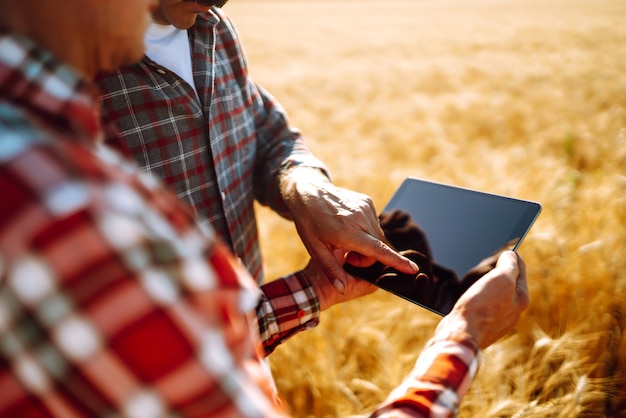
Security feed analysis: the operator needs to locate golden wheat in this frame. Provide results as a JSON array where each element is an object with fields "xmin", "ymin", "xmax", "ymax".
[{"xmin": 226, "ymin": 0, "xmax": 626, "ymax": 416}]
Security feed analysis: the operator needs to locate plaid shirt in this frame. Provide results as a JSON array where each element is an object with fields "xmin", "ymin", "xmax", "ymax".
[
  {"xmin": 0, "ymin": 28, "xmax": 480, "ymax": 418},
  {"xmin": 94, "ymin": 7, "xmax": 324, "ymax": 356},
  {"xmin": 95, "ymin": 8, "xmax": 329, "ymax": 285}
]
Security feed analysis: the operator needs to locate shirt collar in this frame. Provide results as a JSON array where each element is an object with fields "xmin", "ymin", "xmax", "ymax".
[
  {"xmin": 197, "ymin": 8, "xmax": 221, "ymax": 27},
  {"xmin": 141, "ymin": 9, "xmax": 221, "ymax": 72},
  {"xmin": 0, "ymin": 31, "xmax": 102, "ymax": 144}
]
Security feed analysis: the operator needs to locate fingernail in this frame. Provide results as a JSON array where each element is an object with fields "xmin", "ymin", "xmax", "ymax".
[
  {"xmin": 333, "ymin": 279, "xmax": 346, "ymax": 294},
  {"xmin": 409, "ymin": 260, "xmax": 419, "ymax": 272}
]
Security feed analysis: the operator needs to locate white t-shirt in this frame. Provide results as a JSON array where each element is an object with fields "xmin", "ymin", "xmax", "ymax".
[{"xmin": 144, "ymin": 23, "xmax": 199, "ymax": 98}]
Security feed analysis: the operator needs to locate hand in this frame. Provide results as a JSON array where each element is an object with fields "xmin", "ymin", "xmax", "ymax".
[
  {"xmin": 435, "ymin": 251, "xmax": 529, "ymax": 349},
  {"xmin": 280, "ymin": 167, "xmax": 419, "ymax": 293},
  {"xmin": 300, "ymin": 249, "xmax": 378, "ymax": 311}
]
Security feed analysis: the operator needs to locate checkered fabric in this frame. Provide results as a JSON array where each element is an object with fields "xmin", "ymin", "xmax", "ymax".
[
  {"xmin": 256, "ymin": 271, "xmax": 320, "ymax": 356},
  {"xmin": 1, "ymin": 25, "xmax": 481, "ymax": 418},
  {"xmin": 0, "ymin": 30, "xmax": 286, "ymax": 417},
  {"xmin": 95, "ymin": 7, "xmax": 330, "ymax": 285}
]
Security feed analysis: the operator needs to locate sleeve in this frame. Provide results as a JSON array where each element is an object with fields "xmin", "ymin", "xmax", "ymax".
[
  {"xmin": 249, "ymin": 76, "xmax": 332, "ymax": 218},
  {"xmin": 370, "ymin": 332, "xmax": 481, "ymax": 418},
  {"xmin": 216, "ymin": 9, "xmax": 331, "ymax": 217},
  {"xmin": 256, "ymin": 271, "xmax": 322, "ymax": 356}
]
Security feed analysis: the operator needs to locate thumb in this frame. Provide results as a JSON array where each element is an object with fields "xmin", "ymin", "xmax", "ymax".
[
  {"xmin": 496, "ymin": 250, "xmax": 519, "ymax": 276},
  {"xmin": 310, "ymin": 244, "xmax": 349, "ymax": 294},
  {"xmin": 496, "ymin": 251, "xmax": 529, "ymax": 303}
]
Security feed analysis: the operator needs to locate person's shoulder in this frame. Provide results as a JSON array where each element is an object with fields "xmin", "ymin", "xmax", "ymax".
[
  {"xmin": 0, "ymin": 103, "xmax": 67, "ymax": 186},
  {"xmin": 0, "ymin": 113, "xmax": 108, "ymax": 204},
  {"xmin": 207, "ymin": 6, "xmax": 239, "ymax": 36},
  {"xmin": 0, "ymin": 131, "xmax": 208, "ymax": 258},
  {"xmin": 0, "ymin": 102, "xmax": 48, "ymax": 144},
  {"xmin": 0, "ymin": 117, "xmax": 101, "ymax": 261},
  {"xmin": 0, "ymin": 109, "xmax": 137, "ymax": 225},
  {"xmin": 94, "ymin": 59, "xmax": 151, "ymax": 96}
]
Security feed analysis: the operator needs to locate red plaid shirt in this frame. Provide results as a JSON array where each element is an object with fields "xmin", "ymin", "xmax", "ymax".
[
  {"xmin": 0, "ymin": 28, "xmax": 480, "ymax": 418},
  {"xmin": 95, "ymin": 8, "xmax": 329, "ymax": 285}
]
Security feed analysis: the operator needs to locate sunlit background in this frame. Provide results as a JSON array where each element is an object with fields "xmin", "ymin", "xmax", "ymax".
[{"xmin": 227, "ymin": 1, "xmax": 626, "ymax": 416}]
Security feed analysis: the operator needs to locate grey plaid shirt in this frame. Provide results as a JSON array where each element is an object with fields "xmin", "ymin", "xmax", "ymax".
[{"xmin": 95, "ymin": 8, "xmax": 329, "ymax": 284}]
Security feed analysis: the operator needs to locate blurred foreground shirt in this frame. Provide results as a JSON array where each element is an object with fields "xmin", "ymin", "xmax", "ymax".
[{"xmin": 0, "ymin": 30, "xmax": 285, "ymax": 417}]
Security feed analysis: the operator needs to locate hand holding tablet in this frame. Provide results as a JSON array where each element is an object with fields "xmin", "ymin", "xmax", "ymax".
[{"xmin": 344, "ymin": 177, "xmax": 541, "ymax": 315}]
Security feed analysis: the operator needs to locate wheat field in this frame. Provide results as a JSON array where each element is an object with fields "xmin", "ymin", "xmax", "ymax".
[{"xmin": 226, "ymin": 1, "xmax": 626, "ymax": 416}]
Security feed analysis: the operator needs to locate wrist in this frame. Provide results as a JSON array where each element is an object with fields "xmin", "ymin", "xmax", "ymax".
[
  {"xmin": 434, "ymin": 313, "xmax": 479, "ymax": 349},
  {"xmin": 279, "ymin": 166, "xmax": 332, "ymax": 197},
  {"xmin": 299, "ymin": 263, "xmax": 328, "ymax": 311}
]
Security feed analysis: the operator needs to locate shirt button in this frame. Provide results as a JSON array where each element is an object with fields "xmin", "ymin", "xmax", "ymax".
[
  {"xmin": 156, "ymin": 68, "xmax": 166, "ymax": 75},
  {"xmin": 221, "ymin": 192, "xmax": 226, "ymax": 200},
  {"xmin": 297, "ymin": 310, "xmax": 306, "ymax": 319}
]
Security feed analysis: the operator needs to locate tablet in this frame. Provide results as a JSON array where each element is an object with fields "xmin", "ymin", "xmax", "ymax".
[{"xmin": 344, "ymin": 177, "xmax": 541, "ymax": 316}]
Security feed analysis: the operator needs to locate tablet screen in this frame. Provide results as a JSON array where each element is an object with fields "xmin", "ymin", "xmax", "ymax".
[{"xmin": 344, "ymin": 177, "xmax": 541, "ymax": 315}]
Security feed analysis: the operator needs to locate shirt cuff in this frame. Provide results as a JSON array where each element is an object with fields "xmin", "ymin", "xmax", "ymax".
[{"xmin": 256, "ymin": 271, "xmax": 321, "ymax": 356}]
